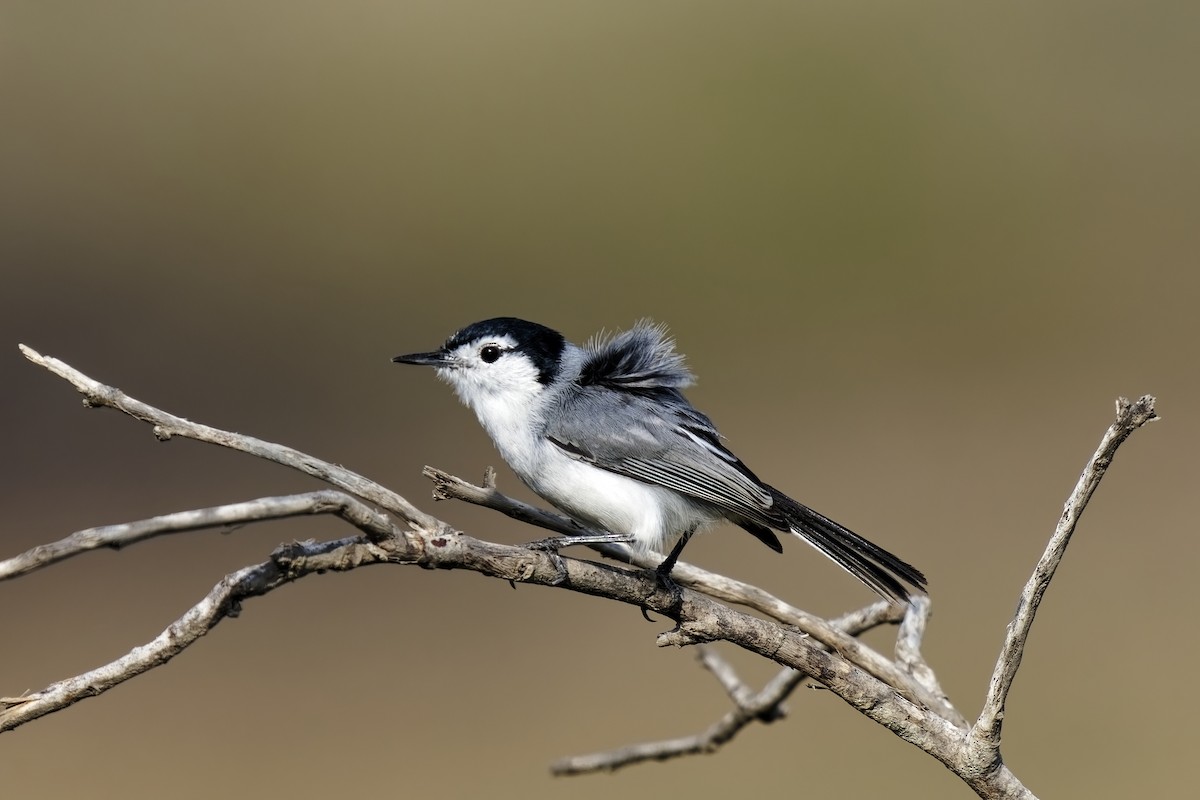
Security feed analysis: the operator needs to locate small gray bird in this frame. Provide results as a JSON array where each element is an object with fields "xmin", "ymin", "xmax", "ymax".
[{"xmin": 394, "ymin": 317, "xmax": 926, "ymax": 603}]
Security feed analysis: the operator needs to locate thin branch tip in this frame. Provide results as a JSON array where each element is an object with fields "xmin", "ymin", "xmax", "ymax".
[
  {"xmin": 971, "ymin": 389, "xmax": 1161, "ymax": 766},
  {"xmin": 21, "ymin": 347, "xmax": 1144, "ymax": 797},
  {"xmin": 1117, "ymin": 394, "xmax": 1158, "ymax": 424},
  {"xmin": 18, "ymin": 344, "xmax": 49, "ymax": 367}
]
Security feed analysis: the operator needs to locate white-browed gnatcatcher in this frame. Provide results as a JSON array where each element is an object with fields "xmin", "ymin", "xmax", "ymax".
[{"xmin": 394, "ymin": 317, "xmax": 926, "ymax": 603}]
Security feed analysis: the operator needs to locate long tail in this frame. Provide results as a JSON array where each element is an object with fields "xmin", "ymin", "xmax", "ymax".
[{"xmin": 767, "ymin": 486, "xmax": 927, "ymax": 604}]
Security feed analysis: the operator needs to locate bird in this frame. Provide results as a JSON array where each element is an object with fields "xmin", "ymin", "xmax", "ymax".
[{"xmin": 393, "ymin": 317, "xmax": 926, "ymax": 604}]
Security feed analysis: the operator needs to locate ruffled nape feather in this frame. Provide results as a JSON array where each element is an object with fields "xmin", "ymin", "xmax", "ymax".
[{"xmin": 578, "ymin": 321, "xmax": 694, "ymax": 390}]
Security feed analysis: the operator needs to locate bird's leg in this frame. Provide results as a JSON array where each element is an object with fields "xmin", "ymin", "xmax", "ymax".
[
  {"xmin": 646, "ymin": 528, "xmax": 694, "ymax": 615},
  {"xmin": 654, "ymin": 529, "xmax": 693, "ymax": 580},
  {"xmin": 523, "ymin": 531, "xmax": 637, "ymax": 551}
]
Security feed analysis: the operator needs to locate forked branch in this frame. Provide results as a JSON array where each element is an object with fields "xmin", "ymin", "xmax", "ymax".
[
  {"xmin": 6, "ymin": 344, "xmax": 1158, "ymax": 800},
  {"xmin": 964, "ymin": 395, "xmax": 1158, "ymax": 777},
  {"xmin": 551, "ymin": 603, "xmax": 903, "ymax": 775}
]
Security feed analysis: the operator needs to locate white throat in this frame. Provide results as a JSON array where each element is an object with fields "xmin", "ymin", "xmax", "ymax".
[{"xmin": 437, "ymin": 361, "xmax": 552, "ymax": 478}]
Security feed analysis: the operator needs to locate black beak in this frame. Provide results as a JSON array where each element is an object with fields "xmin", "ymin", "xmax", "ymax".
[{"xmin": 392, "ymin": 350, "xmax": 453, "ymax": 367}]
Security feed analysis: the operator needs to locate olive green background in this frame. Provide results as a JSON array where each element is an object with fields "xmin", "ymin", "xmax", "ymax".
[{"xmin": 3, "ymin": 2, "xmax": 1196, "ymax": 798}]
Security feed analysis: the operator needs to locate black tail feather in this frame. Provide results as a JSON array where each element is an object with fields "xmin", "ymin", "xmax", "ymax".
[
  {"xmin": 736, "ymin": 521, "xmax": 785, "ymax": 553},
  {"xmin": 766, "ymin": 486, "xmax": 927, "ymax": 604}
]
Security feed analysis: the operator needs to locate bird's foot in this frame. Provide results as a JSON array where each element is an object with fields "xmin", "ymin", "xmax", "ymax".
[
  {"xmin": 523, "ymin": 536, "xmax": 569, "ymax": 552},
  {"xmin": 639, "ymin": 563, "xmax": 684, "ymax": 622}
]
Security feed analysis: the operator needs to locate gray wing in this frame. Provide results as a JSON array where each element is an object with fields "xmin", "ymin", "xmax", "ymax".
[{"xmin": 544, "ymin": 386, "xmax": 782, "ymax": 530}]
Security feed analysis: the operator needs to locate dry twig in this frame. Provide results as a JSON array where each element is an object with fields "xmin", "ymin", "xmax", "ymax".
[
  {"xmin": 423, "ymin": 466, "xmax": 956, "ymax": 719},
  {"xmin": 550, "ymin": 603, "xmax": 900, "ymax": 775},
  {"xmin": 964, "ymin": 395, "xmax": 1158, "ymax": 779},
  {"xmin": 4, "ymin": 344, "xmax": 1158, "ymax": 800}
]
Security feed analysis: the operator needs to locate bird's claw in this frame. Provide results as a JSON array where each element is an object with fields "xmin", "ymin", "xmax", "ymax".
[
  {"xmin": 638, "ymin": 565, "xmax": 684, "ymax": 621},
  {"xmin": 656, "ymin": 568, "xmax": 684, "ymax": 604}
]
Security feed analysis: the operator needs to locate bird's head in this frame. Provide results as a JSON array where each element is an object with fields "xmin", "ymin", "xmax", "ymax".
[{"xmin": 393, "ymin": 317, "xmax": 568, "ymax": 412}]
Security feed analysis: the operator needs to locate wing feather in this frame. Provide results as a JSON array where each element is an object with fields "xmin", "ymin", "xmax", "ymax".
[
  {"xmin": 548, "ymin": 321, "xmax": 926, "ymax": 602},
  {"xmin": 545, "ymin": 390, "xmax": 779, "ymax": 528}
]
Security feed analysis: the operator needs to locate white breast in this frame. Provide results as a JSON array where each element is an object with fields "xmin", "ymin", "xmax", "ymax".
[{"xmin": 524, "ymin": 440, "xmax": 719, "ymax": 554}]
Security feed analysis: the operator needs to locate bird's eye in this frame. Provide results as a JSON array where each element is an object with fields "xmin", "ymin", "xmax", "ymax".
[{"xmin": 480, "ymin": 345, "xmax": 502, "ymax": 363}]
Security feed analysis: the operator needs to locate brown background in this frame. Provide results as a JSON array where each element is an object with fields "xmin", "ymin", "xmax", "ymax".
[{"xmin": 3, "ymin": 2, "xmax": 1197, "ymax": 798}]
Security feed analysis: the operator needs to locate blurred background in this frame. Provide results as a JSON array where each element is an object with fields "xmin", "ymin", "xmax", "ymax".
[{"xmin": 2, "ymin": 2, "xmax": 1196, "ymax": 797}]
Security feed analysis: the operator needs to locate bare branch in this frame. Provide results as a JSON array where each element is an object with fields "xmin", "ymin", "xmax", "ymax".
[
  {"xmin": 425, "ymin": 466, "xmax": 964, "ymax": 724},
  {"xmin": 551, "ymin": 603, "xmax": 896, "ymax": 775},
  {"xmin": 18, "ymin": 344, "xmax": 441, "ymax": 531},
  {"xmin": 0, "ymin": 491, "xmax": 395, "ymax": 582},
  {"xmin": 1, "ymin": 528, "xmax": 396, "ymax": 730},
  {"xmin": 698, "ymin": 646, "xmax": 761, "ymax": 709},
  {"xmin": 966, "ymin": 396, "xmax": 1159, "ymax": 776},
  {"xmin": 13, "ymin": 345, "xmax": 1158, "ymax": 799},
  {"xmin": 3, "ymin": 509, "xmax": 928, "ymax": 752},
  {"xmin": 425, "ymin": 465, "xmax": 592, "ymax": 537},
  {"xmin": 896, "ymin": 595, "xmax": 965, "ymax": 728}
]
